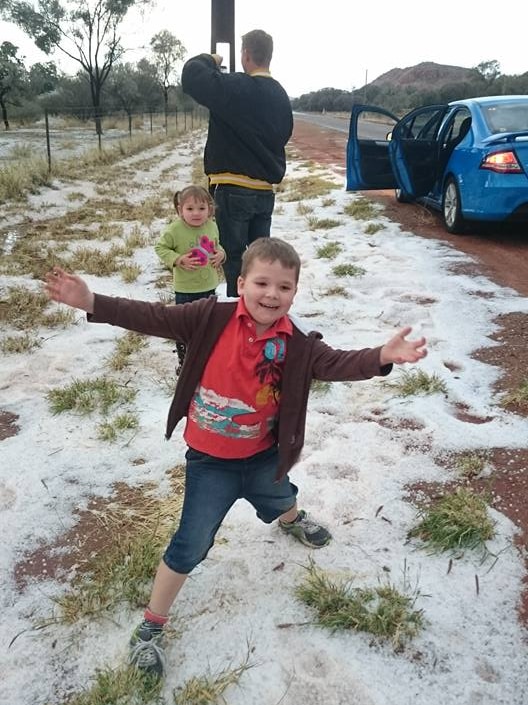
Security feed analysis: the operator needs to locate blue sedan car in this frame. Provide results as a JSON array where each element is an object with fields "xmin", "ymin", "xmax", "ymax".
[{"xmin": 346, "ymin": 95, "xmax": 528, "ymax": 233}]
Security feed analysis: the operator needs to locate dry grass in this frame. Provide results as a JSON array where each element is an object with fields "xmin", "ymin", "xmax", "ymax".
[{"xmin": 0, "ymin": 285, "xmax": 75, "ymax": 330}]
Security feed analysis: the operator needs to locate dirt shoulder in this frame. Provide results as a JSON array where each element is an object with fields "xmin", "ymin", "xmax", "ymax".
[{"xmin": 291, "ymin": 116, "xmax": 528, "ymax": 627}]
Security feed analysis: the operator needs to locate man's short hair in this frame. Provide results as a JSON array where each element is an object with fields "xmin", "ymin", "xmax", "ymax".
[
  {"xmin": 241, "ymin": 237, "xmax": 301, "ymax": 282},
  {"xmin": 241, "ymin": 29, "xmax": 273, "ymax": 66}
]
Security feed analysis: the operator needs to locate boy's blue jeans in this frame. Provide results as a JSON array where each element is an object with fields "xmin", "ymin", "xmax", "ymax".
[{"xmin": 163, "ymin": 445, "xmax": 298, "ymax": 574}]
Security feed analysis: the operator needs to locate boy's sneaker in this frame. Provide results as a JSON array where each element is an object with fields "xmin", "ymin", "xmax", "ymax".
[
  {"xmin": 129, "ymin": 622, "xmax": 166, "ymax": 679},
  {"xmin": 279, "ymin": 509, "xmax": 332, "ymax": 548}
]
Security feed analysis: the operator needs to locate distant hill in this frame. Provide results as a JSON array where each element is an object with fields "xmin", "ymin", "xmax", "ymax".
[{"xmin": 370, "ymin": 61, "xmax": 477, "ymax": 90}]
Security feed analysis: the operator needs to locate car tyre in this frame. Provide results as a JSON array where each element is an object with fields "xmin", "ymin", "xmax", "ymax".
[
  {"xmin": 442, "ymin": 177, "xmax": 465, "ymax": 234},
  {"xmin": 395, "ymin": 188, "xmax": 413, "ymax": 203}
]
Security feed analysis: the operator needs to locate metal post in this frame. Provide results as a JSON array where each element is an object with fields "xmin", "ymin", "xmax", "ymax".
[
  {"xmin": 44, "ymin": 108, "xmax": 52, "ymax": 172},
  {"xmin": 211, "ymin": 0, "xmax": 235, "ymax": 72}
]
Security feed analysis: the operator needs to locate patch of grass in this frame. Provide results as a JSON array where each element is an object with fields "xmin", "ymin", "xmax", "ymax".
[
  {"xmin": 310, "ymin": 379, "xmax": 331, "ymax": 394},
  {"xmin": 64, "ymin": 665, "xmax": 162, "ymax": 705},
  {"xmin": 0, "ymin": 156, "xmax": 52, "ymax": 203},
  {"xmin": 0, "ymin": 333, "xmax": 42, "ymax": 354},
  {"xmin": 332, "ymin": 263, "xmax": 366, "ymax": 277},
  {"xmin": 0, "ymin": 285, "xmax": 75, "ymax": 330},
  {"xmin": 321, "ymin": 197, "xmax": 336, "ymax": 207},
  {"xmin": 97, "ymin": 412, "xmax": 140, "ymax": 441},
  {"xmin": 296, "ymin": 202, "xmax": 314, "ymax": 216},
  {"xmin": 109, "ymin": 332, "xmax": 148, "ymax": 371},
  {"xmin": 120, "ymin": 264, "xmax": 142, "ymax": 283},
  {"xmin": 296, "ymin": 560, "xmax": 424, "ymax": 649},
  {"xmin": 9, "ymin": 143, "xmax": 34, "ymax": 159},
  {"xmin": 67, "ymin": 246, "xmax": 123, "ymax": 276},
  {"xmin": 54, "ymin": 470, "xmax": 185, "ymax": 620},
  {"xmin": 408, "ymin": 487, "xmax": 495, "ymax": 553},
  {"xmin": 316, "ymin": 242, "xmax": 342, "ymax": 259},
  {"xmin": 278, "ymin": 175, "xmax": 338, "ymax": 202},
  {"xmin": 454, "ymin": 451, "xmax": 490, "ymax": 479},
  {"xmin": 46, "ymin": 377, "xmax": 137, "ymax": 416},
  {"xmin": 344, "ymin": 199, "xmax": 378, "ymax": 220},
  {"xmin": 392, "ymin": 369, "xmax": 447, "ymax": 397},
  {"xmin": 66, "ymin": 191, "xmax": 85, "ymax": 202},
  {"xmin": 173, "ymin": 654, "xmax": 253, "ymax": 705},
  {"xmin": 306, "ymin": 216, "xmax": 341, "ymax": 231},
  {"xmin": 501, "ymin": 378, "xmax": 528, "ymax": 410},
  {"xmin": 321, "ymin": 285, "xmax": 349, "ymax": 297},
  {"xmin": 364, "ymin": 223, "xmax": 384, "ymax": 235}
]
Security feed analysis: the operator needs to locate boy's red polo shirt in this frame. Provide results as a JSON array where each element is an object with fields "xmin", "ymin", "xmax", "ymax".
[{"xmin": 184, "ymin": 297, "xmax": 292, "ymax": 458}]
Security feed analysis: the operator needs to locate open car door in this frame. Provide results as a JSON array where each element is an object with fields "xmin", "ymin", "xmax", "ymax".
[
  {"xmin": 347, "ymin": 103, "xmax": 451, "ymax": 198},
  {"xmin": 389, "ymin": 104, "xmax": 450, "ymax": 197},
  {"xmin": 346, "ymin": 105, "xmax": 399, "ymax": 191}
]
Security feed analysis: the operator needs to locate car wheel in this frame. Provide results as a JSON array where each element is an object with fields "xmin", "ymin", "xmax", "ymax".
[
  {"xmin": 395, "ymin": 188, "xmax": 412, "ymax": 203},
  {"xmin": 442, "ymin": 177, "xmax": 465, "ymax": 234}
]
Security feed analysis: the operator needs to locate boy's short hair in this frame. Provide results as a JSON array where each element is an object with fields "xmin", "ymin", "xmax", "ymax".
[
  {"xmin": 173, "ymin": 185, "xmax": 214, "ymax": 212},
  {"xmin": 241, "ymin": 238, "xmax": 301, "ymax": 282},
  {"xmin": 241, "ymin": 29, "xmax": 273, "ymax": 66}
]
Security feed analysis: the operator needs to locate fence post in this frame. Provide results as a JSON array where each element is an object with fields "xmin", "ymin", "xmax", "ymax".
[
  {"xmin": 184, "ymin": 110, "xmax": 187, "ymax": 131},
  {"xmin": 128, "ymin": 113, "xmax": 132, "ymax": 137},
  {"xmin": 149, "ymin": 111, "xmax": 153, "ymax": 133},
  {"xmin": 44, "ymin": 109, "xmax": 52, "ymax": 172},
  {"xmin": 175, "ymin": 107, "xmax": 178, "ymax": 132}
]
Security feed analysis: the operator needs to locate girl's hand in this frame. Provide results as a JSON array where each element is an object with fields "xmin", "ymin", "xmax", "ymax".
[
  {"xmin": 176, "ymin": 253, "xmax": 202, "ymax": 270},
  {"xmin": 210, "ymin": 250, "xmax": 225, "ymax": 268},
  {"xmin": 44, "ymin": 267, "xmax": 95, "ymax": 313},
  {"xmin": 380, "ymin": 326, "xmax": 427, "ymax": 365}
]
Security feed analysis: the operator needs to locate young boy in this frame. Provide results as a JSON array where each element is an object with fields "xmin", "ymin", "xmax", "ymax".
[{"xmin": 44, "ymin": 238, "xmax": 427, "ymax": 679}]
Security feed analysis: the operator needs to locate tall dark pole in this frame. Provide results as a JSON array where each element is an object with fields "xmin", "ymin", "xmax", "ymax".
[{"xmin": 211, "ymin": 0, "xmax": 235, "ymax": 72}]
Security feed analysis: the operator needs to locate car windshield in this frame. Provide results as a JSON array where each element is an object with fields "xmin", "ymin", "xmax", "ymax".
[{"xmin": 482, "ymin": 102, "xmax": 528, "ymax": 134}]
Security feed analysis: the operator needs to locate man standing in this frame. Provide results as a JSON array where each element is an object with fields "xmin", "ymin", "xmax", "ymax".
[{"xmin": 181, "ymin": 29, "xmax": 293, "ymax": 297}]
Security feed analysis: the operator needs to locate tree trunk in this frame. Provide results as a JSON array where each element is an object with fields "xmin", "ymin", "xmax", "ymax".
[{"xmin": 0, "ymin": 99, "xmax": 10, "ymax": 130}]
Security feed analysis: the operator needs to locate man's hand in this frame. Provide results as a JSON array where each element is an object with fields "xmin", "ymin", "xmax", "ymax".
[
  {"xmin": 380, "ymin": 326, "xmax": 427, "ymax": 365},
  {"xmin": 44, "ymin": 267, "xmax": 95, "ymax": 314}
]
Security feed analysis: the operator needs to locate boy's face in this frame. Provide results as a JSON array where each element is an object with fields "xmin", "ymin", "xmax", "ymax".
[{"xmin": 237, "ymin": 257, "xmax": 297, "ymax": 333}]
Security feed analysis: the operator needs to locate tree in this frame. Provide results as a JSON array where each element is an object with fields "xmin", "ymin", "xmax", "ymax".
[
  {"xmin": 150, "ymin": 30, "xmax": 186, "ymax": 127},
  {"xmin": 474, "ymin": 60, "xmax": 501, "ymax": 84},
  {"xmin": 28, "ymin": 61, "xmax": 59, "ymax": 94},
  {"xmin": 4, "ymin": 0, "xmax": 150, "ymax": 136},
  {"xmin": 0, "ymin": 41, "xmax": 27, "ymax": 129}
]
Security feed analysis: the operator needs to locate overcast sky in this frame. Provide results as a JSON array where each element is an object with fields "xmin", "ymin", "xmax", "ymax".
[{"xmin": 2, "ymin": 0, "xmax": 527, "ymax": 97}]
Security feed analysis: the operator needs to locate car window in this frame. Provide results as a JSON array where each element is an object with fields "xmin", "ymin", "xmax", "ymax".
[
  {"xmin": 356, "ymin": 110, "xmax": 396, "ymax": 140},
  {"xmin": 442, "ymin": 110, "xmax": 471, "ymax": 144},
  {"xmin": 399, "ymin": 111, "xmax": 444, "ymax": 140},
  {"xmin": 482, "ymin": 103, "xmax": 528, "ymax": 133}
]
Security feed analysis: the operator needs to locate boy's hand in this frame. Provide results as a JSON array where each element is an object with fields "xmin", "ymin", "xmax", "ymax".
[
  {"xmin": 380, "ymin": 326, "xmax": 427, "ymax": 366},
  {"xmin": 44, "ymin": 267, "xmax": 95, "ymax": 314}
]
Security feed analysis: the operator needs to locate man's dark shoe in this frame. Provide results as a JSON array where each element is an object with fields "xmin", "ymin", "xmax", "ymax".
[
  {"xmin": 129, "ymin": 622, "xmax": 166, "ymax": 679},
  {"xmin": 279, "ymin": 509, "xmax": 332, "ymax": 548}
]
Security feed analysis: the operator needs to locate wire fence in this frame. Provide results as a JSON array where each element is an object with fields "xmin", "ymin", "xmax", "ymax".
[{"xmin": 0, "ymin": 106, "xmax": 209, "ymax": 170}]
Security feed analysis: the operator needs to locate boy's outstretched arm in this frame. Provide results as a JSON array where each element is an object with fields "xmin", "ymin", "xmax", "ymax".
[
  {"xmin": 44, "ymin": 267, "xmax": 95, "ymax": 314},
  {"xmin": 380, "ymin": 326, "xmax": 427, "ymax": 366}
]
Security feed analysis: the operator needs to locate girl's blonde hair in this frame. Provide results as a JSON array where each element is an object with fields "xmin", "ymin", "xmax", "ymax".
[{"xmin": 173, "ymin": 185, "xmax": 215, "ymax": 212}]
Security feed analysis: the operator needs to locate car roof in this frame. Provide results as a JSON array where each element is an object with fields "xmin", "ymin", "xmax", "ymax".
[{"xmin": 449, "ymin": 95, "xmax": 528, "ymax": 108}]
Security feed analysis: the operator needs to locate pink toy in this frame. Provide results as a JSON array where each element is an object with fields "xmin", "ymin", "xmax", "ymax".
[{"xmin": 190, "ymin": 235, "xmax": 216, "ymax": 266}]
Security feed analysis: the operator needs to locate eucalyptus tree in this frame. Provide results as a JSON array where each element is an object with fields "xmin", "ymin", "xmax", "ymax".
[
  {"xmin": 3, "ymin": 0, "xmax": 150, "ymax": 135},
  {"xmin": 150, "ymin": 30, "xmax": 186, "ymax": 126},
  {"xmin": 0, "ymin": 41, "xmax": 27, "ymax": 129}
]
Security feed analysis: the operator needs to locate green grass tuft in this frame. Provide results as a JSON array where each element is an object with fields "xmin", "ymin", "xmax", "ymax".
[
  {"xmin": 332, "ymin": 263, "xmax": 366, "ymax": 277},
  {"xmin": 316, "ymin": 242, "xmax": 342, "ymax": 259},
  {"xmin": 97, "ymin": 413, "xmax": 140, "ymax": 441},
  {"xmin": 46, "ymin": 377, "xmax": 136, "ymax": 416},
  {"xmin": 64, "ymin": 665, "xmax": 162, "ymax": 705},
  {"xmin": 393, "ymin": 369, "xmax": 447, "ymax": 397},
  {"xmin": 408, "ymin": 487, "xmax": 495, "ymax": 553},
  {"xmin": 296, "ymin": 560, "xmax": 424, "ymax": 649},
  {"xmin": 344, "ymin": 199, "xmax": 379, "ymax": 220}
]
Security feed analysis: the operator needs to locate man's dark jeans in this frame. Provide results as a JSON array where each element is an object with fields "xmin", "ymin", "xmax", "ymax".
[{"xmin": 214, "ymin": 185, "xmax": 275, "ymax": 297}]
